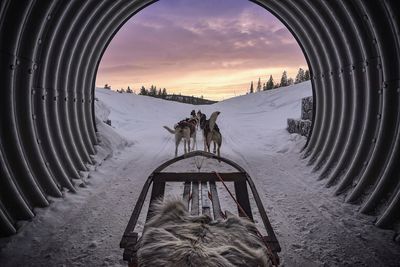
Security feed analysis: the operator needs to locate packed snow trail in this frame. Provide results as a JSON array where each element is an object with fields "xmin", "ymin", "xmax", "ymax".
[{"xmin": 0, "ymin": 82, "xmax": 399, "ymax": 266}]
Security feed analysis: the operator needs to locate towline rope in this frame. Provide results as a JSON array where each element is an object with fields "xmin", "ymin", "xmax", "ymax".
[{"xmin": 213, "ymin": 171, "xmax": 250, "ymax": 220}]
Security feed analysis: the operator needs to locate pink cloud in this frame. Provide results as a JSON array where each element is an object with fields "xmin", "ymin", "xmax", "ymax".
[{"xmin": 96, "ymin": 0, "xmax": 307, "ymax": 100}]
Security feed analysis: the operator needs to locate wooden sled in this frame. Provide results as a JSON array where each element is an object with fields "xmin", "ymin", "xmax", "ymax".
[{"xmin": 120, "ymin": 151, "xmax": 281, "ymax": 266}]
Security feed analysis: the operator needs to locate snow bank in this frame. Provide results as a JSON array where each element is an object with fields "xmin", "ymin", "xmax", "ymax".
[{"xmin": 94, "ymin": 98, "xmax": 132, "ymax": 164}]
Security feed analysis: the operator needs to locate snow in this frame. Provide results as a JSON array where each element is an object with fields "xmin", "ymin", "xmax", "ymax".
[{"xmin": 1, "ymin": 81, "xmax": 400, "ymax": 266}]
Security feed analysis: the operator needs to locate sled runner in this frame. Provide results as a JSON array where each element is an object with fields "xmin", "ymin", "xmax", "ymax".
[{"xmin": 120, "ymin": 151, "xmax": 281, "ymax": 266}]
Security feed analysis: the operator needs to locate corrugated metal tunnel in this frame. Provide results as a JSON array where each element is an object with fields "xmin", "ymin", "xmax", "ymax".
[{"xmin": 0, "ymin": 0, "xmax": 399, "ymax": 237}]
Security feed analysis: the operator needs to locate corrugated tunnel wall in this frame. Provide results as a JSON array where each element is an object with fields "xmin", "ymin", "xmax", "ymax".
[{"xmin": 0, "ymin": 0, "xmax": 399, "ymax": 237}]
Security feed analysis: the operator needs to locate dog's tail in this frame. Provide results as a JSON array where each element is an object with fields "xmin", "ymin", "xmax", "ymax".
[
  {"xmin": 163, "ymin": 126, "xmax": 175, "ymax": 134},
  {"xmin": 208, "ymin": 111, "xmax": 221, "ymax": 132}
]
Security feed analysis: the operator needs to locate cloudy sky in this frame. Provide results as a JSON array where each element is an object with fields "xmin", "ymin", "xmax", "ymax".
[{"xmin": 96, "ymin": 0, "xmax": 307, "ymax": 100}]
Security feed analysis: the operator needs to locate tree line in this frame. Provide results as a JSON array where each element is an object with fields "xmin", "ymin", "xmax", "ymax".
[
  {"xmin": 248, "ymin": 68, "xmax": 310, "ymax": 93},
  {"xmin": 102, "ymin": 84, "xmax": 216, "ymax": 105},
  {"xmin": 103, "ymin": 84, "xmax": 168, "ymax": 97}
]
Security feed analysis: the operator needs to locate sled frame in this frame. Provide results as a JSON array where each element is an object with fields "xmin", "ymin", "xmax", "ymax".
[{"xmin": 120, "ymin": 151, "xmax": 281, "ymax": 266}]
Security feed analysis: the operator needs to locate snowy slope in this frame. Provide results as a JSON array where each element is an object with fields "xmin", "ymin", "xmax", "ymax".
[
  {"xmin": 1, "ymin": 81, "xmax": 400, "ymax": 266},
  {"xmin": 96, "ymin": 82, "xmax": 312, "ymax": 157}
]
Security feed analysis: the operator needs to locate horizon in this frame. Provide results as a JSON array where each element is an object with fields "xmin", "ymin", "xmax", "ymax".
[{"xmin": 96, "ymin": 0, "xmax": 307, "ymax": 101}]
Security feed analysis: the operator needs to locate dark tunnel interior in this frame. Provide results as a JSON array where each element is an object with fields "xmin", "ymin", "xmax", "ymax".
[{"xmin": 0, "ymin": 0, "xmax": 399, "ymax": 238}]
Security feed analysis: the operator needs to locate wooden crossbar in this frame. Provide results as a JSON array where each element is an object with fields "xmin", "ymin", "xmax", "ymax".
[
  {"xmin": 147, "ymin": 173, "xmax": 252, "ymax": 222},
  {"xmin": 152, "ymin": 172, "xmax": 246, "ymax": 182}
]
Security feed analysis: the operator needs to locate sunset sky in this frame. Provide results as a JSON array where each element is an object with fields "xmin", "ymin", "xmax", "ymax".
[{"xmin": 96, "ymin": 0, "xmax": 307, "ymax": 100}]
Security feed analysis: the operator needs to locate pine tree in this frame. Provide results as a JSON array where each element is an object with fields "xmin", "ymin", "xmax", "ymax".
[
  {"xmin": 104, "ymin": 84, "xmax": 111, "ymax": 90},
  {"xmin": 249, "ymin": 81, "xmax": 254, "ymax": 93},
  {"xmin": 295, "ymin": 68, "xmax": 305, "ymax": 84},
  {"xmin": 266, "ymin": 75, "xmax": 274, "ymax": 90},
  {"xmin": 304, "ymin": 70, "xmax": 310, "ymax": 81},
  {"xmin": 126, "ymin": 86, "xmax": 133, "ymax": 93},
  {"xmin": 280, "ymin": 71, "xmax": 288, "ymax": 87},
  {"xmin": 158, "ymin": 88, "xmax": 162, "ymax": 97},
  {"xmin": 288, "ymin": 78, "xmax": 294, "ymax": 85},
  {"xmin": 256, "ymin": 78, "xmax": 262, "ymax": 92},
  {"xmin": 139, "ymin": 86, "xmax": 147, "ymax": 95},
  {"xmin": 162, "ymin": 88, "xmax": 167, "ymax": 98},
  {"xmin": 148, "ymin": 85, "xmax": 157, "ymax": 96}
]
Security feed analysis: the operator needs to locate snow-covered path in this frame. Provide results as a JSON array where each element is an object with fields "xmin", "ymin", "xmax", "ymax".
[{"xmin": 1, "ymin": 82, "xmax": 399, "ymax": 266}]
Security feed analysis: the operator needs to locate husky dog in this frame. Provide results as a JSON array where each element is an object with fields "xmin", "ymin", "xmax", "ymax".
[
  {"xmin": 184, "ymin": 118, "xmax": 197, "ymax": 149},
  {"xmin": 198, "ymin": 110, "xmax": 206, "ymax": 127},
  {"xmin": 190, "ymin": 109, "xmax": 196, "ymax": 119},
  {"xmin": 200, "ymin": 111, "xmax": 222, "ymax": 157},
  {"xmin": 164, "ymin": 118, "xmax": 197, "ymax": 157},
  {"xmin": 190, "ymin": 109, "xmax": 200, "ymax": 129},
  {"xmin": 196, "ymin": 110, "xmax": 203, "ymax": 130}
]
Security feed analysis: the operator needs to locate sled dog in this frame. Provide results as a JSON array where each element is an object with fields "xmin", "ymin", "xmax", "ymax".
[
  {"xmin": 163, "ymin": 118, "xmax": 197, "ymax": 157},
  {"xmin": 199, "ymin": 111, "xmax": 222, "ymax": 157},
  {"xmin": 190, "ymin": 109, "xmax": 200, "ymax": 129}
]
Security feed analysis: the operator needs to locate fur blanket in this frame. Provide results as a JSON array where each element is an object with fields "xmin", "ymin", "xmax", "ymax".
[{"xmin": 137, "ymin": 200, "xmax": 272, "ymax": 267}]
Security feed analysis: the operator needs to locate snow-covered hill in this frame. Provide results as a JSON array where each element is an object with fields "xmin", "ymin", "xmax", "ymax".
[
  {"xmin": 96, "ymin": 82, "xmax": 312, "ymax": 158},
  {"xmin": 1, "ymin": 81, "xmax": 400, "ymax": 266}
]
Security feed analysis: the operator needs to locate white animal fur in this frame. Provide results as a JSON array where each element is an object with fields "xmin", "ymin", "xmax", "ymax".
[
  {"xmin": 164, "ymin": 123, "xmax": 196, "ymax": 157},
  {"xmin": 137, "ymin": 199, "xmax": 272, "ymax": 267}
]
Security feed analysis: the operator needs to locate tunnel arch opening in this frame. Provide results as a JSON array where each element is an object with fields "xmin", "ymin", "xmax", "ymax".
[
  {"xmin": 0, "ymin": 0, "xmax": 399, "ymax": 238},
  {"xmin": 95, "ymin": 0, "xmax": 311, "ymax": 103}
]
